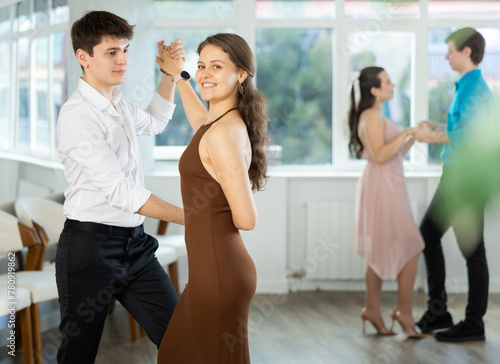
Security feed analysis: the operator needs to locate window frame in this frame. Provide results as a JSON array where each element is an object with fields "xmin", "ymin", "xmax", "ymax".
[{"xmin": 0, "ymin": 0, "xmax": 68, "ymax": 160}]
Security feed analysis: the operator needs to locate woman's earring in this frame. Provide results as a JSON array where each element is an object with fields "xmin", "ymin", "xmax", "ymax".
[
  {"xmin": 238, "ymin": 83, "xmax": 244, "ymax": 95},
  {"xmin": 376, "ymin": 94, "xmax": 380, "ymax": 102}
]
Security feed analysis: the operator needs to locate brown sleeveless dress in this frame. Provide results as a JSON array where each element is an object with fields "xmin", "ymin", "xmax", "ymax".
[{"xmin": 157, "ymin": 115, "xmax": 257, "ymax": 363}]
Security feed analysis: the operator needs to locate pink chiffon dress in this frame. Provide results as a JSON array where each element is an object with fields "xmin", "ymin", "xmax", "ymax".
[{"xmin": 353, "ymin": 119, "xmax": 424, "ymax": 280}]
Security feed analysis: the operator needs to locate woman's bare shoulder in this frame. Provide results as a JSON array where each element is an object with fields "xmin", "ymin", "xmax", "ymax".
[
  {"xmin": 359, "ymin": 108, "xmax": 384, "ymax": 129},
  {"xmin": 206, "ymin": 115, "xmax": 247, "ymax": 143}
]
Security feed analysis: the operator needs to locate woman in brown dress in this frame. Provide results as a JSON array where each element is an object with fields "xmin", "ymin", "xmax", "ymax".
[{"xmin": 156, "ymin": 33, "xmax": 269, "ymax": 363}]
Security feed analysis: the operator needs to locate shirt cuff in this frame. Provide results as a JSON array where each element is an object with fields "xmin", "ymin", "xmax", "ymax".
[
  {"xmin": 131, "ymin": 187, "xmax": 152, "ymax": 213},
  {"xmin": 148, "ymin": 92, "xmax": 176, "ymax": 120},
  {"xmin": 447, "ymin": 128, "xmax": 465, "ymax": 147}
]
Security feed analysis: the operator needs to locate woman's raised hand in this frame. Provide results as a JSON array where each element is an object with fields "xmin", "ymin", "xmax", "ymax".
[{"xmin": 156, "ymin": 39, "xmax": 185, "ymax": 77}]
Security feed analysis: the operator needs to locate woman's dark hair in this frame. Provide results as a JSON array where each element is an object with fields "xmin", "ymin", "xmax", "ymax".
[
  {"xmin": 347, "ymin": 66, "xmax": 385, "ymax": 159},
  {"xmin": 197, "ymin": 33, "xmax": 269, "ymax": 192},
  {"xmin": 446, "ymin": 27, "xmax": 485, "ymax": 65},
  {"xmin": 71, "ymin": 11, "xmax": 135, "ymax": 70}
]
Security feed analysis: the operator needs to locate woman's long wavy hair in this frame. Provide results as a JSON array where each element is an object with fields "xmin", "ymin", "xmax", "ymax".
[
  {"xmin": 197, "ymin": 33, "xmax": 269, "ymax": 192},
  {"xmin": 348, "ymin": 66, "xmax": 384, "ymax": 159}
]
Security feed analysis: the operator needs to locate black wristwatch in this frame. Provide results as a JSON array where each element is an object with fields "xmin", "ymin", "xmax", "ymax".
[{"xmin": 173, "ymin": 71, "xmax": 190, "ymax": 84}]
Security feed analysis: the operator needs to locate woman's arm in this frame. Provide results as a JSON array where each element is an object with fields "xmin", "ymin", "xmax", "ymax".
[
  {"xmin": 401, "ymin": 134, "xmax": 416, "ymax": 156},
  {"xmin": 156, "ymin": 40, "xmax": 208, "ymax": 132},
  {"xmin": 204, "ymin": 119, "xmax": 257, "ymax": 231},
  {"xmin": 360, "ymin": 109, "xmax": 413, "ymax": 164},
  {"xmin": 420, "ymin": 120, "xmax": 446, "ymax": 132}
]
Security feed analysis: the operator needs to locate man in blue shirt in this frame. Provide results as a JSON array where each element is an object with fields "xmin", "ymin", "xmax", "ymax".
[{"xmin": 413, "ymin": 27, "xmax": 495, "ymax": 342}]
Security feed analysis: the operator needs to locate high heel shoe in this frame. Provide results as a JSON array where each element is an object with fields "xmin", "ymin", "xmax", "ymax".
[
  {"xmin": 390, "ymin": 309, "xmax": 425, "ymax": 339},
  {"xmin": 361, "ymin": 308, "xmax": 396, "ymax": 336}
]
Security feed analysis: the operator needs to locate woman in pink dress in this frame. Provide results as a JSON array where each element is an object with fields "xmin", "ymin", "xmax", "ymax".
[{"xmin": 348, "ymin": 66, "xmax": 424, "ymax": 338}]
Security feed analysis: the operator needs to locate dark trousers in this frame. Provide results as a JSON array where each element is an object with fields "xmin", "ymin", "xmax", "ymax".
[
  {"xmin": 419, "ymin": 166, "xmax": 489, "ymax": 325},
  {"xmin": 55, "ymin": 219, "xmax": 178, "ymax": 364}
]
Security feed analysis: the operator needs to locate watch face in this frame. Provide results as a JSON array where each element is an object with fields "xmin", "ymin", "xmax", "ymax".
[{"xmin": 181, "ymin": 70, "xmax": 190, "ymax": 80}]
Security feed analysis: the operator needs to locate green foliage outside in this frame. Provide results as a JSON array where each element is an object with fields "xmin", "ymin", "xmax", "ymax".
[{"xmin": 256, "ymin": 29, "xmax": 333, "ymax": 165}]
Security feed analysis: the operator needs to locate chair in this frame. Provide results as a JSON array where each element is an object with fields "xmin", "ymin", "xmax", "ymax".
[
  {"xmin": 0, "ymin": 286, "xmax": 34, "ymax": 364},
  {"xmin": 0, "ymin": 209, "xmax": 58, "ymax": 364},
  {"xmin": 44, "ymin": 192, "xmax": 65, "ymax": 205},
  {"xmin": 154, "ymin": 220, "xmax": 187, "ymax": 294},
  {"xmin": 0, "ymin": 201, "xmax": 26, "ymax": 271},
  {"xmin": 15, "ymin": 198, "xmax": 65, "ymax": 271}
]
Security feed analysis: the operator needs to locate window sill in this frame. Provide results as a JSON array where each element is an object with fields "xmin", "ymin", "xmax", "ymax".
[
  {"xmin": 0, "ymin": 151, "xmax": 443, "ymax": 179},
  {"xmin": 0, "ymin": 151, "xmax": 63, "ymax": 170},
  {"xmin": 147, "ymin": 163, "xmax": 443, "ymax": 179}
]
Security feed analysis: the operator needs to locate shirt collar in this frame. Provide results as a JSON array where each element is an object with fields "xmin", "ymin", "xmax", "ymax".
[
  {"xmin": 456, "ymin": 69, "xmax": 481, "ymax": 89},
  {"xmin": 78, "ymin": 78, "xmax": 123, "ymax": 111}
]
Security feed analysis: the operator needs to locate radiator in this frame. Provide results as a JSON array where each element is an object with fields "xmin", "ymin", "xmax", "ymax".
[
  {"xmin": 305, "ymin": 200, "xmax": 420, "ymax": 280},
  {"xmin": 305, "ymin": 200, "xmax": 364, "ymax": 280}
]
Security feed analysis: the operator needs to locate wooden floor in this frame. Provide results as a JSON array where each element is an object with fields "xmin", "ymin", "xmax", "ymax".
[{"xmin": 1, "ymin": 291, "xmax": 499, "ymax": 364}]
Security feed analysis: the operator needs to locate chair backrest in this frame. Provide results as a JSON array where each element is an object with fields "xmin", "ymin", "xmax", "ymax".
[
  {"xmin": 15, "ymin": 198, "xmax": 65, "ymax": 245},
  {"xmin": 0, "ymin": 210, "xmax": 25, "ymax": 253},
  {"xmin": 0, "ymin": 200, "xmax": 16, "ymax": 216},
  {"xmin": 45, "ymin": 192, "xmax": 66, "ymax": 204}
]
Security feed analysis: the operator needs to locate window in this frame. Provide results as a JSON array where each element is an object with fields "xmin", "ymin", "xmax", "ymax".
[
  {"xmin": 0, "ymin": 0, "xmax": 69, "ymax": 158},
  {"xmin": 151, "ymin": 0, "xmax": 500, "ymax": 169},
  {"xmin": 256, "ymin": 28, "xmax": 333, "ymax": 164},
  {"xmin": 347, "ymin": 32, "xmax": 413, "ymax": 129},
  {"xmin": 2, "ymin": 1, "xmax": 499, "ymax": 170},
  {"xmin": 153, "ymin": 0, "xmax": 335, "ymax": 166},
  {"xmin": 153, "ymin": 28, "xmax": 227, "ymax": 162},
  {"xmin": 154, "ymin": 0, "xmax": 234, "ymax": 18},
  {"xmin": 343, "ymin": 0, "xmax": 419, "ymax": 19},
  {"xmin": 256, "ymin": 0, "xmax": 335, "ymax": 19},
  {"xmin": 428, "ymin": 0, "xmax": 500, "ymax": 19},
  {"xmin": 0, "ymin": 38, "xmax": 10, "ymax": 149}
]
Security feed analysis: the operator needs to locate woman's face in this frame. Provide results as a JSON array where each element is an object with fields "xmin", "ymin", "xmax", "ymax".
[
  {"xmin": 373, "ymin": 71, "xmax": 394, "ymax": 102},
  {"xmin": 195, "ymin": 44, "xmax": 243, "ymax": 103}
]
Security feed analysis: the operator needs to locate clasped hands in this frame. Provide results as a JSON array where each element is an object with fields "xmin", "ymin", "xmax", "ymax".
[
  {"xmin": 156, "ymin": 39, "xmax": 186, "ymax": 80},
  {"xmin": 404, "ymin": 121, "xmax": 442, "ymax": 143}
]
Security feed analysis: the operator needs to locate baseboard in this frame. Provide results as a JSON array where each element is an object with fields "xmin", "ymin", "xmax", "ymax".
[{"xmin": 293, "ymin": 279, "xmax": 500, "ymax": 294}]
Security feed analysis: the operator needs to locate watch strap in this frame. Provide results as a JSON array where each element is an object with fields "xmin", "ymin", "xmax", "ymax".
[{"xmin": 173, "ymin": 71, "xmax": 190, "ymax": 84}]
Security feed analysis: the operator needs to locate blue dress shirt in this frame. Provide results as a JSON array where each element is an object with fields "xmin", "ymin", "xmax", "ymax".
[{"xmin": 441, "ymin": 69, "xmax": 495, "ymax": 165}]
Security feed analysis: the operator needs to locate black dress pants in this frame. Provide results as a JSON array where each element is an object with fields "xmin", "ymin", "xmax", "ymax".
[
  {"xmin": 55, "ymin": 219, "xmax": 178, "ymax": 364},
  {"xmin": 419, "ymin": 165, "xmax": 489, "ymax": 326}
]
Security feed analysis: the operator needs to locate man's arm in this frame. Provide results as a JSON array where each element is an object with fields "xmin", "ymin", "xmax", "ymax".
[
  {"xmin": 420, "ymin": 120, "xmax": 446, "ymax": 132},
  {"xmin": 414, "ymin": 123, "xmax": 452, "ymax": 145},
  {"xmin": 137, "ymin": 194, "xmax": 184, "ymax": 226}
]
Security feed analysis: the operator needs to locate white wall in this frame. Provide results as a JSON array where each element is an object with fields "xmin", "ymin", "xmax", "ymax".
[{"xmin": 144, "ymin": 173, "xmax": 288, "ymax": 294}]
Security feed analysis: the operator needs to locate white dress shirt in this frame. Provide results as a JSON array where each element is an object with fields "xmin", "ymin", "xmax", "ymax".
[{"xmin": 57, "ymin": 78, "xmax": 175, "ymax": 227}]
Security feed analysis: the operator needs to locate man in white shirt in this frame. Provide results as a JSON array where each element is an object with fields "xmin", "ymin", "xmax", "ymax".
[{"xmin": 55, "ymin": 11, "xmax": 186, "ymax": 363}]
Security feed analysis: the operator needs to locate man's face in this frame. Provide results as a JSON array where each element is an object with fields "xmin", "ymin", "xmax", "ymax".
[
  {"xmin": 83, "ymin": 36, "xmax": 129, "ymax": 91},
  {"xmin": 445, "ymin": 40, "xmax": 468, "ymax": 73}
]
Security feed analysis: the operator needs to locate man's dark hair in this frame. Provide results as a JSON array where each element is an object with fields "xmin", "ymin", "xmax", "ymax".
[
  {"xmin": 71, "ymin": 11, "xmax": 135, "ymax": 57},
  {"xmin": 446, "ymin": 27, "xmax": 485, "ymax": 65}
]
